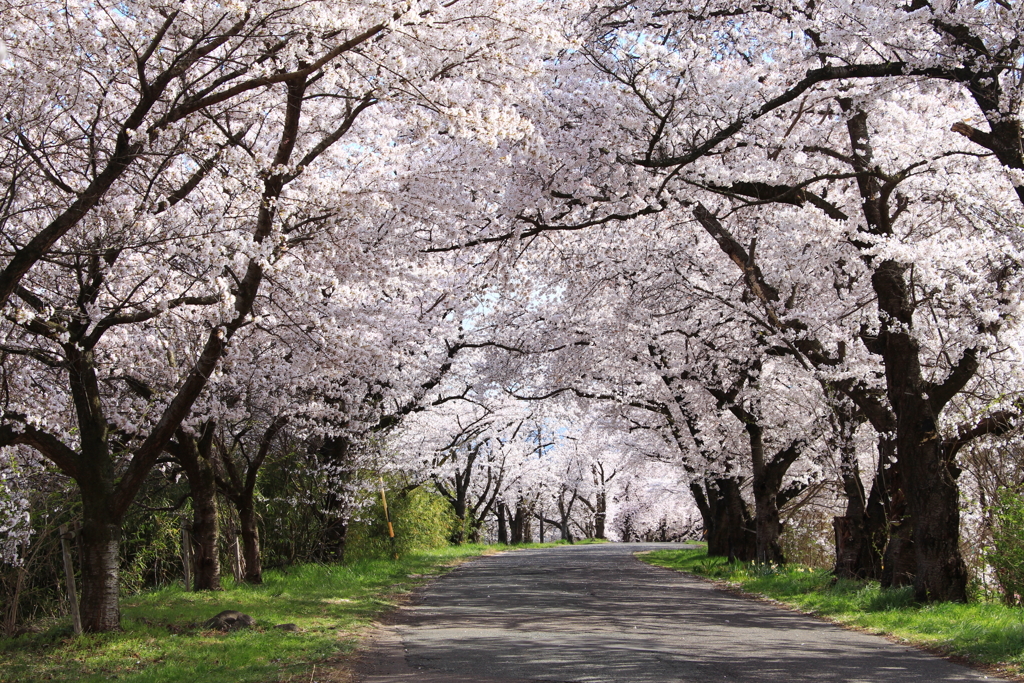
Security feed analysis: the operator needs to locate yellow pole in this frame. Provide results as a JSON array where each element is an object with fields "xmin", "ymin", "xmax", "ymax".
[
  {"xmin": 380, "ymin": 479, "xmax": 395, "ymax": 538},
  {"xmin": 380, "ymin": 479, "xmax": 399, "ymax": 560}
]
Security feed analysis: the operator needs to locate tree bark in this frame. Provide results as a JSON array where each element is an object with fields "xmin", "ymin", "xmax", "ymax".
[
  {"xmin": 595, "ymin": 490, "xmax": 607, "ymax": 540},
  {"xmin": 511, "ymin": 499, "xmax": 533, "ymax": 543},
  {"xmin": 556, "ymin": 488, "xmax": 577, "ymax": 543},
  {"xmin": 170, "ymin": 425, "xmax": 221, "ymax": 591},
  {"xmin": 700, "ymin": 478, "xmax": 755, "ymax": 562},
  {"xmin": 66, "ymin": 347, "xmax": 123, "ymax": 632},
  {"xmin": 752, "ymin": 487, "xmax": 785, "ymax": 564},
  {"xmin": 831, "ymin": 403, "xmax": 887, "ymax": 581},
  {"xmin": 316, "ymin": 435, "xmax": 355, "ymax": 563},
  {"xmin": 448, "ymin": 484, "xmax": 468, "ymax": 545},
  {"xmin": 189, "ymin": 472, "xmax": 221, "ymax": 591},
  {"xmin": 841, "ymin": 98, "xmax": 970, "ymax": 601},
  {"xmin": 78, "ymin": 489, "xmax": 122, "ymax": 632},
  {"xmin": 833, "ymin": 496, "xmax": 888, "ymax": 581},
  {"xmin": 509, "ymin": 503, "xmax": 524, "ymax": 544},
  {"xmin": 880, "ymin": 435, "xmax": 915, "ymax": 589},
  {"xmin": 872, "ymin": 261, "xmax": 970, "ymax": 601},
  {"xmin": 238, "ymin": 496, "xmax": 262, "ymax": 584},
  {"xmin": 903, "ymin": 417, "xmax": 967, "ymax": 600},
  {"xmin": 745, "ymin": 419, "xmax": 802, "ymax": 565},
  {"xmin": 497, "ymin": 504, "xmax": 508, "ymax": 544}
]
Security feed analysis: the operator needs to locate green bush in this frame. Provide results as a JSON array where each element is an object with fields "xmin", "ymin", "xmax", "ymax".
[
  {"xmin": 989, "ymin": 486, "xmax": 1024, "ymax": 606},
  {"xmin": 346, "ymin": 486, "xmax": 454, "ymax": 560},
  {"xmin": 119, "ymin": 497, "xmax": 187, "ymax": 594},
  {"xmin": 779, "ymin": 507, "xmax": 835, "ymax": 569}
]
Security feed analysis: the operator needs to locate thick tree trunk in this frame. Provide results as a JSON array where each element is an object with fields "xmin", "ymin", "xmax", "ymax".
[
  {"xmin": 521, "ymin": 504, "xmax": 533, "ymax": 543},
  {"xmin": 834, "ymin": 502, "xmax": 888, "ymax": 581},
  {"xmin": 595, "ymin": 490, "xmax": 607, "ymax": 540},
  {"xmin": 872, "ymin": 435, "xmax": 912, "ymax": 587},
  {"xmin": 875, "ymin": 342, "xmax": 966, "ymax": 597},
  {"xmin": 903, "ymin": 421, "xmax": 967, "ymax": 601},
  {"xmin": 866, "ymin": 437, "xmax": 899, "ymax": 579},
  {"xmin": 189, "ymin": 467, "xmax": 221, "ymax": 591},
  {"xmin": 842, "ymin": 99, "xmax": 971, "ymax": 601},
  {"xmin": 747, "ymin": 424, "xmax": 801, "ymax": 565},
  {"xmin": 881, "ymin": 518, "xmax": 916, "ymax": 588},
  {"xmin": 872, "ymin": 261, "xmax": 969, "ymax": 601},
  {"xmin": 702, "ymin": 478, "xmax": 755, "ymax": 562},
  {"xmin": 173, "ymin": 426, "xmax": 221, "ymax": 591},
  {"xmin": 317, "ymin": 436, "xmax": 355, "ymax": 562},
  {"xmin": 497, "ymin": 505, "xmax": 508, "ymax": 544},
  {"xmin": 833, "ymin": 429, "xmax": 888, "ymax": 581},
  {"xmin": 753, "ymin": 486, "xmax": 785, "ymax": 565},
  {"xmin": 451, "ymin": 494, "xmax": 467, "ymax": 545},
  {"xmin": 63, "ymin": 349, "xmax": 124, "ymax": 632},
  {"xmin": 690, "ymin": 481, "xmax": 713, "ymax": 543},
  {"xmin": 78, "ymin": 492, "xmax": 122, "ymax": 632},
  {"xmin": 556, "ymin": 490, "xmax": 576, "ymax": 544},
  {"xmin": 509, "ymin": 504, "xmax": 524, "ymax": 544},
  {"xmin": 238, "ymin": 497, "xmax": 262, "ymax": 584},
  {"xmin": 834, "ymin": 506, "xmax": 887, "ymax": 581}
]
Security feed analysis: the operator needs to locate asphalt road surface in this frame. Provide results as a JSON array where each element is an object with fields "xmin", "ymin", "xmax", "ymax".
[{"xmin": 354, "ymin": 543, "xmax": 1003, "ymax": 682}]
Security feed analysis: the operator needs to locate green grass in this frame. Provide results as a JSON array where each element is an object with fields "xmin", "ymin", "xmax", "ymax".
[
  {"xmin": 0, "ymin": 544, "xmax": 497, "ymax": 683},
  {"xmin": 639, "ymin": 548, "xmax": 1024, "ymax": 676}
]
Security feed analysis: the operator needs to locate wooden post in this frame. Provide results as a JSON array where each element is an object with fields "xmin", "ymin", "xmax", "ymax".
[
  {"xmin": 233, "ymin": 530, "xmax": 244, "ymax": 583},
  {"xmin": 380, "ymin": 479, "xmax": 397, "ymax": 559},
  {"xmin": 379, "ymin": 479, "xmax": 395, "ymax": 539},
  {"xmin": 58, "ymin": 524, "xmax": 82, "ymax": 635},
  {"xmin": 181, "ymin": 521, "xmax": 193, "ymax": 591}
]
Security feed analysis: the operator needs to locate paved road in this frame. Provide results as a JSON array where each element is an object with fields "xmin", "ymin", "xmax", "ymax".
[{"xmin": 355, "ymin": 543, "xmax": 1003, "ymax": 682}]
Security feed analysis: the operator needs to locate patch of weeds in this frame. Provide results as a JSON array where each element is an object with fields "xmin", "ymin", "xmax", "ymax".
[
  {"xmin": 697, "ymin": 556, "xmax": 731, "ymax": 578},
  {"xmin": 864, "ymin": 585, "xmax": 915, "ymax": 612}
]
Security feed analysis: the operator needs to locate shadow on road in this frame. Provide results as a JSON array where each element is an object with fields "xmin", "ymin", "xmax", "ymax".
[{"xmin": 356, "ymin": 543, "xmax": 1001, "ymax": 683}]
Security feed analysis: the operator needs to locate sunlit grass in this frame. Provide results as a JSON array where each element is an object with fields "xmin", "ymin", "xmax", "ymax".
[
  {"xmin": 640, "ymin": 548, "xmax": 1024, "ymax": 676},
  {"xmin": 0, "ymin": 544, "xmax": 496, "ymax": 683}
]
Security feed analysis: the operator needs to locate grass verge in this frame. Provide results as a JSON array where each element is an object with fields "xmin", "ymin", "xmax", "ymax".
[
  {"xmin": 0, "ymin": 544, "xmax": 498, "ymax": 683},
  {"xmin": 639, "ymin": 548, "xmax": 1024, "ymax": 678}
]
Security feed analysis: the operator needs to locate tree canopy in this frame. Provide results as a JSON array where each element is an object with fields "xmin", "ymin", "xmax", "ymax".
[{"xmin": 2, "ymin": 0, "xmax": 1024, "ymax": 630}]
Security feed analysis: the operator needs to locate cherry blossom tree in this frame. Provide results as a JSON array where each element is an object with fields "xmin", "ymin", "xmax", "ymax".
[
  {"xmin": 0, "ymin": 0, "xmax": 580, "ymax": 630},
  {"xmin": 6, "ymin": 1, "xmax": 1024, "ymax": 631},
  {"xmin": 457, "ymin": 0, "xmax": 1024, "ymax": 601}
]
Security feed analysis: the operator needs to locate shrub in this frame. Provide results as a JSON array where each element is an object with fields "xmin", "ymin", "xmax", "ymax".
[
  {"xmin": 346, "ymin": 486, "xmax": 455, "ymax": 560},
  {"xmin": 988, "ymin": 486, "xmax": 1024, "ymax": 606},
  {"xmin": 780, "ymin": 506, "xmax": 835, "ymax": 569}
]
